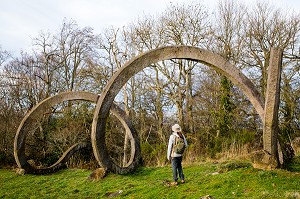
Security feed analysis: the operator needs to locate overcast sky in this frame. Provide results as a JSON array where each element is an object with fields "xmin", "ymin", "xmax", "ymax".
[{"xmin": 1, "ymin": 0, "xmax": 300, "ymax": 55}]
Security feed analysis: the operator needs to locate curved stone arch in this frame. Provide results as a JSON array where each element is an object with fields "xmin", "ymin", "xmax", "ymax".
[
  {"xmin": 92, "ymin": 45, "xmax": 265, "ymax": 173},
  {"xmin": 14, "ymin": 91, "xmax": 139, "ymax": 174}
]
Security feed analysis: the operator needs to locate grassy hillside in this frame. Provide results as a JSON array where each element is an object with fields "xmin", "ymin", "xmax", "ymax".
[{"xmin": 1, "ymin": 159, "xmax": 300, "ymax": 199}]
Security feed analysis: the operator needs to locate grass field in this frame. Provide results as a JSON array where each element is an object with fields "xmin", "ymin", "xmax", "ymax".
[{"xmin": 1, "ymin": 159, "xmax": 300, "ymax": 199}]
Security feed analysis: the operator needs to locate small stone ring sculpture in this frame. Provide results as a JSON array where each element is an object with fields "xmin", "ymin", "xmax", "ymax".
[{"xmin": 14, "ymin": 91, "xmax": 139, "ymax": 174}]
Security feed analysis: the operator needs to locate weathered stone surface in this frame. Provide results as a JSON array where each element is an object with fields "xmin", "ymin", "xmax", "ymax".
[
  {"xmin": 88, "ymin": 168, "xmax": 107, "ymax": 181},
  {"xmin": 16, "ymin": 168, "xmax": 25, "ymax": 175},
  {"xmin": 250, "ymin": 150, "xmax": 276, "ymax": 170},
  {"xmin": 200, "ymin": 195, "xmax": 216, "ymax": 199},
  {"xmin": 92, "ymin": 103, "xmax": 141, "ymax": 174},
  {"xmin": 14, "ymin": 45, "xmax": 284, "ymax": 174},
  {"xmin": 105, "ymin": 190, "xmax": 123, "ymax": 198},
  {"xmin": 14, "ymin": 91, "xmax": 139, "ymax": 174},
  {"xmin": 262, "ymin": 48, "xmax": 283, "ymax": 168},
  {"xmin": 92, "ymin": 45, "xmax": 265, "ymax": 174}
]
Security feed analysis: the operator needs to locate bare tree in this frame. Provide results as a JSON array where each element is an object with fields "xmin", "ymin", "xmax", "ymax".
[
  {"xmin": 244, "ymin": 2, "xmax": 300, "ymax": 97},
  {"xmin": 128, "ymin": 2, "xmax": 212, "ymax": 135},
  {"xmin": 54, "ymin": 19, "xmax": 97, "ymax": 92},
  {"xmin": 0, "ymin": 46, "xmax": 10, "ymax": 67},
  {"xmin": 32, "ymin": 31, "xmax": 59, "ymax": 97},
  {"xmin": 209, "ymin": 0, "xmax": 247, "ymax": 136}
]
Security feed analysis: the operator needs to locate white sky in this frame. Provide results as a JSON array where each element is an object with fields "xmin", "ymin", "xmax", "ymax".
[{"xmin": 1, "ymin": 0, "xmax": 300, "ymax": 55}]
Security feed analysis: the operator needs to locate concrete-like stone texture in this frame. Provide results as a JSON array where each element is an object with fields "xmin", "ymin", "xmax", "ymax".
[
  {"xmin": 91, "ymin": 45, "xmax": 266, "ymax": 173},
  {"xmin": 15, "ymin": 46, "xmax": 284, "ymax": 174},
  {"xmin": 262, "ymin": 48, "xmax": 283, "ymax": 168},
  {"xmin": 14, "ymin": 91, "xmax": 139, "ymax": 174},
  {"xmin": 88, "ymin": 168, "xmax": 107, "ymax": 181}
]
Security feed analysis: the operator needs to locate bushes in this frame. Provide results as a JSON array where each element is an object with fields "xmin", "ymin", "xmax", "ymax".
[
  {"xmin": 0, "ymin": 150, "xmax": 15, "ymax": 168},
  {"xmin": 140, "ymin": 143, "xmax": 167, "ymax": 166},
  {"xmin": 0, "ymin": 98, "xmax": 262, "ymax": 169},
  {"xmin": 139, "ymin": 129, "xmax": 258, "ymax": 167},
  {"xmin": 183, "ymin": 129, "xmax": 259, "ymax": 161}
]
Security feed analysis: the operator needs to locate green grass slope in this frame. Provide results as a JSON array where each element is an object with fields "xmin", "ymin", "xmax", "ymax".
[{"xmin": 1, "ymin": 160, "xmax": 300, "ymax": 198}]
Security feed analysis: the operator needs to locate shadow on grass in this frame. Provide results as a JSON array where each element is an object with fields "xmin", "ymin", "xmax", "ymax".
[
  {"xmin": 123, "ymin": 166, "xmax": 158, "ymax": 176},
  {"xmin": 286, "ymin": 156, "xmax": 300, "ymax": 172}
]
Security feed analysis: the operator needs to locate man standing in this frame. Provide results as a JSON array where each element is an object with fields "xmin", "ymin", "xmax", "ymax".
[{"xmin": 167, "ymin": 124, "xmax": 188, "ymax": 185}]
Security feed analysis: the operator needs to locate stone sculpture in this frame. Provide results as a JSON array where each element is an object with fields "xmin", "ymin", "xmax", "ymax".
[
  {"xmin": 91, "ymin": 46, "xmax": 283, "ymax": 170},
  {"xmin": 14, "ymin": 45, "xmax": 284, "ymax": 175},
  {"xmin": 14, "ymin": 91, "xmax": 140, "ymax": 174}
]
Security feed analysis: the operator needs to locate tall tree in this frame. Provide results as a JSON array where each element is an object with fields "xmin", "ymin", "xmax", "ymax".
[
  {"xmin": 244, "ymin": 2, "xmax": 300, "ymax": 98},
  {"xmin": 159, "ymin": 3, "xmax": 211, "ymax": 132},
  {"xmin": 54, "ymin": 19, "xmax": 97, "ymax": 92},
  {"xmin": 211, "ymin": 0, "xmax": 246, "ymax": 136}
]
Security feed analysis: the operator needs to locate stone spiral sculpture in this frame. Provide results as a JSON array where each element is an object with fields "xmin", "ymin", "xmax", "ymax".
[
  {"xmin": 91, "ymin": 45, "xmax": 264, "ymax": 174},
  {"xmin": 14, "ymin": 91, "xmax": 140, "ymax": 174},
  {"xmin": 14, "ymin": 45, "xmax": 283, "ymax": 174}
]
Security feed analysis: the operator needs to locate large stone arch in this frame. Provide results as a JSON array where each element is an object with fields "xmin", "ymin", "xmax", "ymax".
[
  {"xmin": 91, "ymin": 45, "xmax": 265, "ymax": 173},
  {"xmin": 14, "ymin": 91, "xmax": 140, "ymax": 174}
]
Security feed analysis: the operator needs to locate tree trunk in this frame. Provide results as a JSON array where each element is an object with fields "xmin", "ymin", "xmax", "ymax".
[
  {"xmin": 155, "ymin": 68, "xmax": 165, "ymax": 143},
  {"xmin": 185, "ymin": 68, "xmax": 193, "ymax": 133}
]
